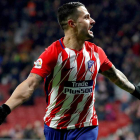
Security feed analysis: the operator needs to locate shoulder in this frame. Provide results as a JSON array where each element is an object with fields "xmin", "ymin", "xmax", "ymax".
[
  {"xmin": 85, "ymin": 41, "xmax": 107, "ymax": 60},
  {"xmin": 85, "ymin": 41, "xmax": 99, "ymax": 53},
  {"xmin": 45, "ymin": 39, "xmax": 63, "ymax": 54},
  {"xmin": 45, "ymin": 40, "xmax": 57, "ymax": 51}
]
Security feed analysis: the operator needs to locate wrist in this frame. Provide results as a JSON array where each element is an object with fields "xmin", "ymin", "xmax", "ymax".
[
  {"xmin": 2, "ymin": 104, "xmax": 11, "ymax": 115},
  {"xmin": 131, "ymin": 85, "xmax": 140, "ymax": 100}
]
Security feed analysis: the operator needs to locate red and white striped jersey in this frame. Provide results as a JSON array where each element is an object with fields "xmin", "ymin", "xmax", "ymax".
[{"xmin": 31, "ymin": 38, "xmax": 112, "ymax": 129}]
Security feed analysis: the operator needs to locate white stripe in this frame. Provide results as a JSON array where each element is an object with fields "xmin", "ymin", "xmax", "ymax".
[
  {"xmin": 84, "ymin": 52, "xmax": 100, "ymax": 125},
  {"xmin": 83, "ymin": 46, "xmax": 92, "ymax": 80},
  {"xmin": 44, "ymin": 52, "xmax": 62, "ymax": 122},
  {"xmin": 74, "ymin": 54, "xmax": 84, "ymax": 79},
  {"xmin": 50, "ymin": 52, "xmax": 63, "ymax": 104},
  {"xmin": 52, "ymin": 94, "xmax": 81, "ymax": 128},
  {"xmin": 49, "ymin": 95, "xmax": 75, "ymax": 128},
  {"xmin": 57, "ymin": 48, "xmax": 78, "ymax": 128},
  {"xmin": 84, "ymin": 96, "xmax": 94, "ymax": 126},
  {"xmin": 66, "ymin": 46, "xmax": 94, "ymax": 128},
  {"xmin": 49, "ymin": 48, "xmax": 78, "ymax": 128},
  {"xmin": 63, "ymin": 48, "xmax": 87, "ymax": 128},
  {"xmin": 65, "ymin": 48, "xmax": 77, "ymax": 81},
  {"xmin": 66, "ymin": 94, "xmax": 91, "ymax": 128},
  {"xmin": 93, "ymin": 52, "xmax": 100, "ymax": 86},
  {"xmin": 94, "ymin": 52, "xmax": 100, "ymax": 72},
  {"xmin": 49, "ymin": 56, "xmax": 69, "ymax": 84},
  {"xmin": 84, "ymin": 52, "xmax": 100, "ymax": 126}
]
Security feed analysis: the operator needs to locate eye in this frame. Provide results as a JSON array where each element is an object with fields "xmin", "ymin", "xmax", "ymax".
[{"xmin": 85, "ymin": 15, "xmax": 90, "ymax": 19}]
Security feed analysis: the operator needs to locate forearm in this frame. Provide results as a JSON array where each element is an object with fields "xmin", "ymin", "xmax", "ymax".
[
  {"xmin": 101, "ymin": 65, "xmax": 135, "ymax": 93},
  {"xmin": 109, "ymin": 69, "xmax": 135, "ymax": 93},
  {"xmin": 0, "ymin": 73, "xmax": 43, "ymax": 125},
  {"xmin": 4, "ymin": 73, "xmax": 43, "ymax": 111},
  {"xmin": 5, "ymin": 80, "xmax": 34, "ymax": 111}
]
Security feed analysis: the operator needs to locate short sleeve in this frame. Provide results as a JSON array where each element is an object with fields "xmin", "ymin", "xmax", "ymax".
[
  {"xmin": 30, "ymin": 44, "xmax": 57, "ymax": 78},
  {"xmin": 98, "ymin": 47, "xmax": 112, "ymax": 72}
]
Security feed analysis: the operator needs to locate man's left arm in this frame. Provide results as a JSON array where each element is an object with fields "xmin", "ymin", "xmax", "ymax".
[{"xmin": 100, "ymin": 65, "xmax": 140, "ymax": 99}]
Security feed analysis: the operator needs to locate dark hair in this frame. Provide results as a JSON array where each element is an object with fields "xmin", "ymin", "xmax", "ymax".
[{"xmin": 57, "ymin": 2, "xmax": 85, "ymax": 30}]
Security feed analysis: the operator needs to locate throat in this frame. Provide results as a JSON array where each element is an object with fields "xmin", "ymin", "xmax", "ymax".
[{"xmin": 63, "ymin": 37, "xmax": 85, "ymax": 51}]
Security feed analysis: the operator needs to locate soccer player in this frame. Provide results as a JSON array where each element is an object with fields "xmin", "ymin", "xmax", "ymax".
[{"xmin": 0, "ymin": 2, "xmax": 140, "ymax": 140}]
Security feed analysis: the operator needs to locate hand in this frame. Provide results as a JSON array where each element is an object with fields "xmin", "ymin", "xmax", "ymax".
[
  {"xmin": 132, "ymin": 83, "xmax": 140, "ymax": 100},
  {"xmin": 0, "ymin": 104, "xmax": 11, "ymax": 125}
]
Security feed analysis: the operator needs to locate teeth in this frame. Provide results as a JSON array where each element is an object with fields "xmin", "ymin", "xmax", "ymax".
[{"xmin": 89, "ymin": 26, "xmax": 93, "ymax": 30}]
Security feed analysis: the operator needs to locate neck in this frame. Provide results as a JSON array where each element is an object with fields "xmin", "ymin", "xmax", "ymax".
[{"xmin": 63, "ymin": 32, "xmax": 85, "ymax": 51}]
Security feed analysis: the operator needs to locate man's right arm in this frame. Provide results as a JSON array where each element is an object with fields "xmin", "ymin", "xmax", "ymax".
[
  {"xmin": 5, "ymin": 73, "xmax": 43, "ymax": 110},
  {"xmin": 0, "ymin": 73, "xmax": 43, "ymax": 124}
]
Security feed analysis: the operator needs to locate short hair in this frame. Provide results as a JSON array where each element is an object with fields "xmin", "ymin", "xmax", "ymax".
[{"xmin": 57, "ymin": 2, "xmax": 85, "ymax": 30}]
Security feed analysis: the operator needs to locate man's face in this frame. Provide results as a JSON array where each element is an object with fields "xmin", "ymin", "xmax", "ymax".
[{"xmin": 75, "ymin": 6, "xmax": 95, "ymax": 40}]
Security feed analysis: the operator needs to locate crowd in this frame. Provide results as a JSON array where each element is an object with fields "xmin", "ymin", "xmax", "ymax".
[
  {"xmin": 0, "ymin": 120, "xmax": 45, "ymax": 139},
  {"xmin": 0, "ymin": 0, "xmax": 140, "ymax": 139}
]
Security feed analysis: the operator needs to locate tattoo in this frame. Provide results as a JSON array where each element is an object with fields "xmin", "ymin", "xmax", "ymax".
[
  {"xmin": 28, "ymin": 73, "xmax": 43, "ymax": 82},
  {"xmin": 101, "ymin": 65, "xmax": 135, "ymax": 93}
]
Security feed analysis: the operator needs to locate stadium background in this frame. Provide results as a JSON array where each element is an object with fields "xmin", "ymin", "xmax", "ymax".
[{"xmin": 0, "ymin": 0, "xmax": 140, "ymax": 139}]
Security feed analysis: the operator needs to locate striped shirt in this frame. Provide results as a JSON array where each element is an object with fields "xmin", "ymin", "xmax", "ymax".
[{"xmin": 31, "ymin": 38, "xmax": 112, "ymax": 129}]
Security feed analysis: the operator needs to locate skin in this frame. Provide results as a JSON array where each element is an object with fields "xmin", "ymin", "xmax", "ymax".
[
  {"xmin": 63, "ymin": 6, "xmax": 135, "ymax": 93},
  {"xmin": 5, "ymin": 73, "xmax": 43, "ymax": 110},
  {"xmin": 63, "ymin": 6, "xmax": 95, "ymax": 51},
  {"xmin": 4, "ymin": 5, "xmax": 135, "ymax": 112},
  {"xmin": 100, "ymin": 65, "xmax": 135, "ymax": 93}
]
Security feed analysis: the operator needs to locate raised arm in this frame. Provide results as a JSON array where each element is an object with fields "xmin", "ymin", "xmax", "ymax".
[
  {"xmin": 0, "ymin": 73, "xmax": 43, "ymax": 124},
  {"xmin": 100, "ymin": 65, "xmax": 140, "ymax": 100}
]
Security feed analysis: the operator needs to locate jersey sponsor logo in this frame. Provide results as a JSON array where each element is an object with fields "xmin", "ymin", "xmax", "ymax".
[
  {"xmin": 34, "ymin": 58, "xmax": 42, "ymax": 69},
  {"xmin": 88, "ymin": 60, "xmax": 95, "ymax": 73},
  {"xmin": 63, "ymin": 80, "xmax": 93, "ymax": 94}
]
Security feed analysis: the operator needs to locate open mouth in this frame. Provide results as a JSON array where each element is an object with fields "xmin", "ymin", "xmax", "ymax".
[
  {"xmin": 88, "ymin": 26, "xmax": 93, "ymax": 34},
  {"xmin": 88, "ymin": 29, "xmax": 93, "ymax": 34}
]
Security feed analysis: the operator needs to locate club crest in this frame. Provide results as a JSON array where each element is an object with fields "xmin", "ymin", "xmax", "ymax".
[{"xmin": 88, "ymin": 60, "xmax": 95, "ymax": 73}]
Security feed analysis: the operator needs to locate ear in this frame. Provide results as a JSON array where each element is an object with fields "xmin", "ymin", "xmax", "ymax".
[{"xmin": 67, "ymin": 19, "xmax": 76, "ymax": 28}]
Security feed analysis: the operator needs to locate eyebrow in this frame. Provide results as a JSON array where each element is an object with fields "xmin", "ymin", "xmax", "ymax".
[{"xmin": 84, "ymin": 13, "xmax": 90, "ymax": 17}]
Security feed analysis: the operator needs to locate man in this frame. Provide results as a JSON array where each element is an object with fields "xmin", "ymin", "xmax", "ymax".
[{"xmin": 0, "ymin": 2, "xmax": 140, "ymax": 140}]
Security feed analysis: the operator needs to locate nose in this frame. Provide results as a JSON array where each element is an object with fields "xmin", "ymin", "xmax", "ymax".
[{"xmin": 90, "ymin": 18, "xmax": 95, "ymax": 25}]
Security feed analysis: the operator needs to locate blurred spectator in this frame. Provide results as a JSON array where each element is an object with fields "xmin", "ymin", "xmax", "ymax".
[
  {"xmin": 33, "ymin": 120, "xmax": 44, "ymax": 139},
  {"xmin": 9, "ymin": 124, "xmax": 24, "ymax": 139},
  {"xmin": 24, "ymin": 123, "xmax": 35, "ymax": 139},
  {"xmin": 0, "ymin": 130, "xmax": 11, "ymax": 138},
  {"xmin": 96, "ymin": 104, "xmax": 105, "ymax": 120},
  {"xmin": 105, "ymin": 103, "xmax": 116, "ymax": 121},
  {"xmin": 138, "ymin": 134, "xmax": 140, "ymax": 140},
  {"xmin": 125, "ymin": 131, "xmax": 137, "ymax": 140}
]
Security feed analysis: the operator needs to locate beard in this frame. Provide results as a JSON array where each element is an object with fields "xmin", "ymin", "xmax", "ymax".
[
  {"xmin": 85, "ymin": 30, "xmax": 94, "ymax": 40},
  {"xmin": 76, "ymin": 28, "xmax": 94, "ymax": 41}
]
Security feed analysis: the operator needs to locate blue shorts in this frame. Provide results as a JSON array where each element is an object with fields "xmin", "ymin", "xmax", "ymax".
[{"xmin": 44, "ymin": 124, "xmax": 98, "ymax": 140}]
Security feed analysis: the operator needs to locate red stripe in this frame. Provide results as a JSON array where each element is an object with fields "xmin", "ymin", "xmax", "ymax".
[
  {"xmin": 76, "ymin": 95, "xmax": 93, "ymax": 128},
  {"xmin": 76, "ymin": 46, "xmax": 96, "ymax": 127},
  {"xmin": 91, "ymin": 107, "xmax": 98, "ymax": 125},
  {"xmin": 45, "ymin": 85, "xmax": 67, "ymax": 126},
  {"xmin": 44, "ymin": 72, "xmax": 54, "ymax": 125},
  {"xmin": 46, "ymin": 55, "xmax": 72, "ymax": 127},
  {"xmin": 56, "ymin": 52, "xmax": 86, "ymax": 128},
  {"xmin": 90, "ymin": 83, "xmax": 98, "ymax": 125},
  {"xmin": 45, "ymin": 43, "xmax": 99, "ymax": 128},
  {"xmin": 91, "ymin": 61, "xmax": 98, "ymax": 80},
  {"xmin": 76, "ymin": 52, "xmax": 86, "ymax": 81},
  {"xmin": 56, "ymin": 94, "xmax": 84, "ymax": 128}
]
